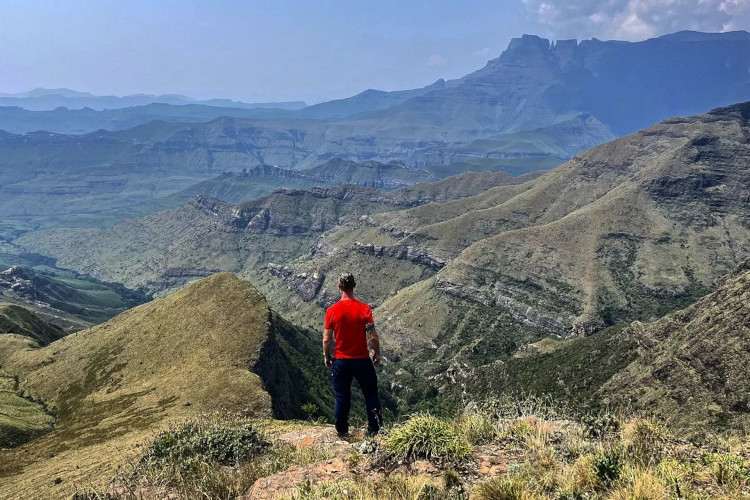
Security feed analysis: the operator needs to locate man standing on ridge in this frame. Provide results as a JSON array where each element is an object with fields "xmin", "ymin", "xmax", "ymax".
[{"xmin": 323, "ymin": 272, "xmax": 382, "ymax": 437}]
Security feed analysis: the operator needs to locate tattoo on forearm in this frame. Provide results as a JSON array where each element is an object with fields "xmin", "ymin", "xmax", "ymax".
[
  {"xmin": 366, "ymin": 324, "xmax": 380, "ymax": 356},
  {"xmin": 322, "ymin": 329, "xmax": 333, "ymax": 357}
]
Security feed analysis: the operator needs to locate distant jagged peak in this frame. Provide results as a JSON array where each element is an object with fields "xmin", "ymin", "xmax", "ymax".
[
  {"xmin": 507, "ymin": 33, "xmax": 552, "ymax": 52},
  {"xmin": 479, "ymin": 29, "xmax": 750, "ymax": 70}
]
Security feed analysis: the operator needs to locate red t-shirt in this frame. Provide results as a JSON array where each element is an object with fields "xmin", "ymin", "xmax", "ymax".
[{"xmin": 324, "ymin": 298, "xmax": 373, "ymax": 359}]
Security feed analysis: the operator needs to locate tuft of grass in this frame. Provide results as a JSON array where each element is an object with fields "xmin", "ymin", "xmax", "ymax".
[
  {"xmin": 556, "ymin": 453, "xmax": 599, "ymax": 498},
  {"xmin": 472, "ymin": 475, "xmax": 534, "ymax": 500},
  {"xmin": 619, "ymin": 417, "xmax": 672, "ymax": 465},
  {"xmin": 608, "ymin": 466, "xmax": 670, "ymax": 500},
  {"xmin": 500, "ymin": 418, "xmax": 536, "ymax": 445},
  {"xmin": 383, "ymin": 414, "xmax": 472, "ymax": 464},
  {"xmin": 459, "ymin": 411, "xmax": 497, "ymax": 445}
]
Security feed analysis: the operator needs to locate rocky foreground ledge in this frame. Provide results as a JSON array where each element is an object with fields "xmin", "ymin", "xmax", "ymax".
[{"xmin": 77, "ymin": 410, "xmax": 750, "ymax": 499}]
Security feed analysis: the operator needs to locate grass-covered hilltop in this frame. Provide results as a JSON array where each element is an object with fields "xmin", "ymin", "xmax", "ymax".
[{"xmin": 0, "ymin": 274, "xmax": 333, "ymax": 498}]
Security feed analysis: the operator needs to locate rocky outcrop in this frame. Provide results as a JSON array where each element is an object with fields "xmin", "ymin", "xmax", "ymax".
[
  {"xmin": 267, "ymin": 264, "xmax": 326, "ymax": 304},
  {"xmin": 434, "ymin": 277, "xmax": 576, "ymax": 336},
  {"xmin": 0, "ymin": 267, "xmax": 36, "ymax": 298},
  {"xmin": 353, "ymin": 242, "xmax": 445, "ymax": 271}
]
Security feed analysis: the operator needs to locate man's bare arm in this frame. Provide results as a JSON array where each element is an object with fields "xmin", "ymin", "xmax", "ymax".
[
  {"xmin": 366, "ymin": 322, "xmax": 381, "ymax": 365},
  {"xmin": 323, "ymin": 328, "xmax": 334, "ymax": 368}
]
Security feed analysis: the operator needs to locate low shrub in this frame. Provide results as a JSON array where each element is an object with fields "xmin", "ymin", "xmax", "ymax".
[
  {"xmin": 383, "ymin": 414, "xmax": 472, "ymax": 464},
  {"xmin": 703, "ymin": 452, "xmax": 750, "ymax": 488},
  {"xmin": 581, "ymin": 411, "xmax": 620, "ymax": 439},
  {"xmin": 593, "ymin": 447, "xmax": 623, "ymax": 486}
]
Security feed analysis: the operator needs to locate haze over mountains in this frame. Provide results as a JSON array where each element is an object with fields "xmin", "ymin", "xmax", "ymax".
[
  {"xmin": 1, "ymin": 30, "xmax": 748, "ymax": 231},
  {"xmin": 0, "ymin": 87, "xmax": 306, "ymax": 111},
  {"xmin": 3, "ymin": 28, "xmax": 750, "ymax": 498}
]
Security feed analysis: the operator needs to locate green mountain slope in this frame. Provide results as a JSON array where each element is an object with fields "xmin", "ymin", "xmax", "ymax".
[
  {"xmin": 461, "ymin": 264, "xmax": 750, "ymax": 435},
  {"xmin": 600, "ymin": 264, "xmax": 750, "ymax": 432},
  {"xmin": 236, "ymin": 103, "xmax": 750, "ymax": 407},
  {"xmin": 16, "ymin": 104, "xmax": 750, "ymax": 420}
]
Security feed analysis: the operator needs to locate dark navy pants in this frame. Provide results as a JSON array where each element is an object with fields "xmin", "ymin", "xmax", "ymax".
[{"xmin": 331, "ymin": 358, "xmax": 382, "ymax": 435}]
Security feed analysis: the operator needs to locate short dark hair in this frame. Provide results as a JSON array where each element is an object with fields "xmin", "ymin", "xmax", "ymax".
[{"xmin": 338, "ymin": 272, "xmax": 356, "ymax": 292}]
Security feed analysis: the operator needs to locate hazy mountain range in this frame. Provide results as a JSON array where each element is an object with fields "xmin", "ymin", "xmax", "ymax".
[
  {"xmin": 2, "ymin": 30, "xmax": 749, "ymax": 166},
  {"xmin": 0, "ymin": 87, "xmax": 306, "ymax": 111}
]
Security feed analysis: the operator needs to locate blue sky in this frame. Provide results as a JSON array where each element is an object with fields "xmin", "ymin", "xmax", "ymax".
[{"xmin": 2, "ymin": 0, "xmax": 749, "ymax": 103}]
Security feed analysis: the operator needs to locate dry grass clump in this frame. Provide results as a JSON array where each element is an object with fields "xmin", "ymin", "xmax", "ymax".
[
  {"xmin": 619, "ymin": 417, "xmax": 672, "ymax": 465},
  {"xmin": 469, "ymin": 410, "xmax": 750, "ymax": 500},
  {"xmin": 608, "ymin": 466, "xmax": 671, "ymax": 500}
]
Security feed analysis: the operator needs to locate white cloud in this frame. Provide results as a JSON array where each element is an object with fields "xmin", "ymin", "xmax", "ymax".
[{"xmin": 524, "ymin": 0, "xmax": 750, "ymax": 40}]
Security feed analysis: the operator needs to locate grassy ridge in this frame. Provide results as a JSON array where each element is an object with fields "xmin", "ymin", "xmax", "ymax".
[{"xmin": 0, "ymin": 274, "xmax": 331, "ymax": 498}]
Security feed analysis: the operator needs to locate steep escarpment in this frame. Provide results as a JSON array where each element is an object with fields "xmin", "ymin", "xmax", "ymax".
[
  {"xmin": 458, "ymin": 264, "xmax": 750, "ymax": 435},
  {"xmin": 0, "ymin": 303, "xmax": 65, "ymax": 345}
]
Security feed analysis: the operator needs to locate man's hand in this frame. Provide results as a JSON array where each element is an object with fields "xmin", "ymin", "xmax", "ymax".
[
  {"xmin": 323, "ymin": 328, "xmax": 334, "ymax": 368},
  {"xmin": 366, "ymin": 322, "xmax": 381, "ymax": 367},
  {"xmin": 371, "ymin": 352, "xmax": 382, "ymax": 367}
]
